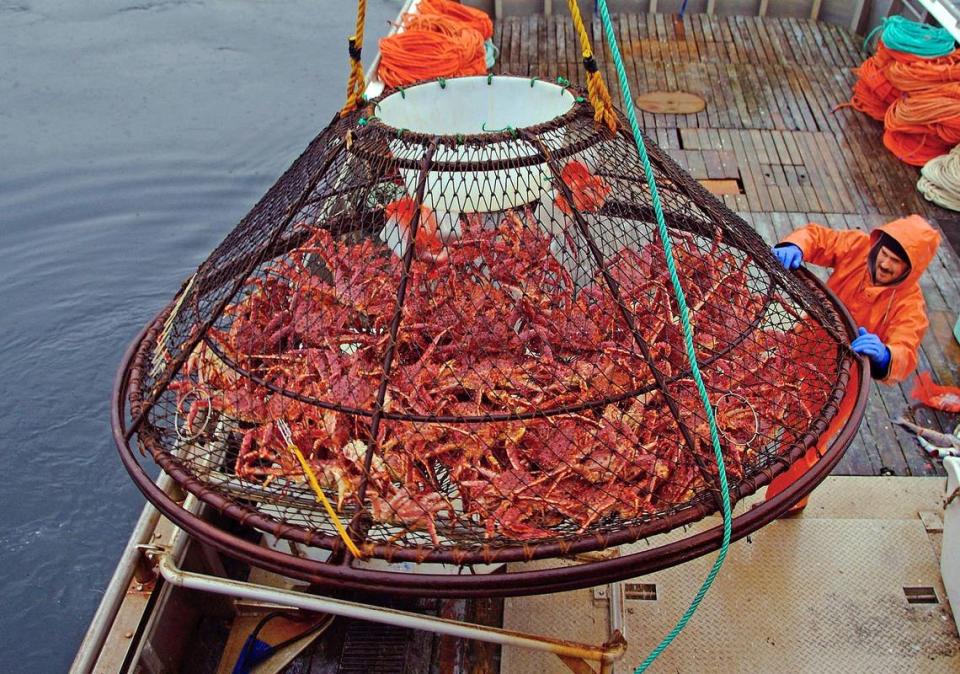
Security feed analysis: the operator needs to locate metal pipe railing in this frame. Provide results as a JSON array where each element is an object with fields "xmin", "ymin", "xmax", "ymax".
[
  {"xmin": 152, "ymin": 524, "xmax": 625, "ymax": 673},
  {"xmin": 69, "ymin": 473, "xmax": 173, "ymax": 674}
]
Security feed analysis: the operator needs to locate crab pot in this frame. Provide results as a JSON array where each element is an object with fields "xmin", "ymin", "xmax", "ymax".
[{"xmin": 115, "ymin": 75, "xmax": 869, "ymax": 597}]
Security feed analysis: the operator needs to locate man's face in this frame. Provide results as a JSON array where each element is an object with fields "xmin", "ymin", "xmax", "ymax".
[{"xmin": 874, "ymin": 245, "xmax": 908, "ymax": 285}]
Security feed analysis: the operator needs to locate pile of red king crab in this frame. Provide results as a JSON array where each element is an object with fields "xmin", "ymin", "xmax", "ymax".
[{"xmin": 169, "ymin": 163, "xmax": 838, "ymax": 545}]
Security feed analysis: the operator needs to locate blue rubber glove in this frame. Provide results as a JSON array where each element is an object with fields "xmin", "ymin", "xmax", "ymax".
[
  {"xmin": 851, "ymin": 327, "xmax": 891, "ymax": 375},
  {"xmin": 772, "ymin": 243, "xmax": 802, "ymax": 270}
]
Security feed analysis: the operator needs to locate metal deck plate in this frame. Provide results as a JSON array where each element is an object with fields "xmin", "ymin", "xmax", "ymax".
[{"xmin": 503, "ymin": 478, "xmax": 959, "ymax": 673}]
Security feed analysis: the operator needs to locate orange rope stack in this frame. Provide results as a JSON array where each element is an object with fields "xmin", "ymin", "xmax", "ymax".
[
  {"xmin": 849, "ymin": 38, "xmax": 960, "ymax": 166},
  {"xmin": 887, "ymin": 54, "xmax": 960, "ymax": 92},
  {"xmin": 378, "ymin": 0, "xmax": 492, "ymax": 88},
  {"xmin": 885, "ymin": 83, "xmax": 960, "ymax": 144},
  {"xmin": 850, "ymin": 42, "xmax": 902, "ymax": 120},
  {"xmin": 417, "ymin": 0, "xmax": 493, "ymax": 40}
]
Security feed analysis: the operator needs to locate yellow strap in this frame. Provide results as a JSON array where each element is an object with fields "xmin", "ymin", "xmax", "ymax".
[
  {"xmin": 340, "ymin": 0, "xmax": 368, "ymax": 117},
  {"xmin": 565, "ymin": 0, "xmax": 618, "ymax": 132},
  {"xmin": 277, "ymin": 421, "xmax": 365, "ymax": 558}
]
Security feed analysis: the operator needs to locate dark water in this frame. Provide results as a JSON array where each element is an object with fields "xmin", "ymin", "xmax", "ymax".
[{"xmin": 0, "ymin": 2, "xmax": 400, "ymax": 670}]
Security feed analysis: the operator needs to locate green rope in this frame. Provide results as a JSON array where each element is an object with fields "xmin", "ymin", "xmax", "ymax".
[
  {"xmin": 594, "ymin": 2, "xmax": 733, "ymax": 672},
  {"xmin": 864, "ymin": 15, "xmax": 956, "ymax": 57},
  {"xmin": 481, "ymin": 121, "xmax": 516, "ymax": 137},
  {"xmin": 484, "ymin": 38, "xmax": 499, "ymax": 69}
]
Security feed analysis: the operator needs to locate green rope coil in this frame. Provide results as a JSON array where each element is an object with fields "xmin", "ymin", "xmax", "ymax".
[
  {"xmin": 865, "ymin": 15, "xmax": 956, "ymax": 58},
  {"xmin": 594, "ymin": 1, "xmax": 734, "ymax": 672}
]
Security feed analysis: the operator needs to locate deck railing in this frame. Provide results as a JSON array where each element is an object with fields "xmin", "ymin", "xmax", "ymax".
[{"xmin": 479, "ymin": 0, "xmax": 960, "ymax": 40}]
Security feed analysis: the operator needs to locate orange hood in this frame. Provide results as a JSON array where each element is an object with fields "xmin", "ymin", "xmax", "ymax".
[{"xmin": 868, "ymin": 215, "xmax": 941, "ymax": 287}]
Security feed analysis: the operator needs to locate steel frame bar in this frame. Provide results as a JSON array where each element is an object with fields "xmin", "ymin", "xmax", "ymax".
[{"xmin": 151, "ymin": 525, "xmax": 625, "ymax": 674}]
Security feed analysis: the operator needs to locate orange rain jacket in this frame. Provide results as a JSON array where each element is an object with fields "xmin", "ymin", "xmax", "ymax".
[
  {"xmin": 781, "ymin": 215, "xmax": 941, "ymax": 384},
  {"xmin": 766, "ymin": 215, "xmax": 940, "ymax": 510}
]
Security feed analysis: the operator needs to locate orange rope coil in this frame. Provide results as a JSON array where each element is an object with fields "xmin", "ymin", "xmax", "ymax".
[
  {"xmin": 379, "ymin": 28, "xmax": 487, "ymax": 88},
  {"xmin": 885, "ymin": 84, "xmax": 960, "ymax": 144},
  {"xmin": 849, "ymin": 42, "xmax": 904, "ymax": 120},
  {"xmin": 886, "ymin": 55, "xmax": 960, "ymax": 93},
  {"xmin": 882, "ymin": 129, "xmax": 953, "ymax": 166},
  {"xmin": 402, "ymin": 12, "xmax": 475, "ymax": 36},
  {"xmin": 377, "ymin": 0, "xmax": 492, "ymax": 88},
  {"xmin": 417, "ymin": 0, "xmax": 493, "ymax": 40},
  {"xmin": 849, "ymin": 39, "xmax": 960, "ymax": 165}
]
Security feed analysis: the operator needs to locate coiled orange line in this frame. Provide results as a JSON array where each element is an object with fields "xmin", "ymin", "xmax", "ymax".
[
  {"xmin": 849, "ymin": 40, "xmax": 960, "ymax": 166},
  {"xmin": 378, "ymin": 28, "xmax": 487, "ymax": 88},
  {"xmin": 417, "ymin": 0, "xmax": 493, "ymax": 40}
]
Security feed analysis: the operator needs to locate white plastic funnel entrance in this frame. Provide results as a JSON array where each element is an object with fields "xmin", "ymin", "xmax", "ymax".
[{"xmin": 376, "ymin": 76, "xmax": 577, "ymax": 214}]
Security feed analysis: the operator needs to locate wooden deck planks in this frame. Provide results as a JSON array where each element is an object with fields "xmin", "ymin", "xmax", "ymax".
[{"xmin": 491, "ymin": 13, "xmax": 959, "ymax": 478}]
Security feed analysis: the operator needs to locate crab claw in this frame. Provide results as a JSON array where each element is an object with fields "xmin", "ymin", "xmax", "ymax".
[
  {"xmin": 553, "ymin": 160, "xmax": 611, "ymax": 216},
  {"xmin": 382, "ymin": 196, "xmax": 448, "ymax": 262}
]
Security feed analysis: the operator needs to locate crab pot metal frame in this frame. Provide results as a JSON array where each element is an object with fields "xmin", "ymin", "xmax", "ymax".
[{"xmin": 115, "ymin": 76, "xmax": 870, "ymax": 596}]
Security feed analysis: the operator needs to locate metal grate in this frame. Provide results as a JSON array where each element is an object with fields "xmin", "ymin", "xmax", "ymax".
[
  {"xmin": 624, "ymin": 582, "xmax": 658, "ymax": 601},
  {"xmin": 903, "ymin": 586, "xmax": 940, "ymax": 604},
  {"xmin": 337, "ymin": 620, "xmax": 413, "ymax": 674}
]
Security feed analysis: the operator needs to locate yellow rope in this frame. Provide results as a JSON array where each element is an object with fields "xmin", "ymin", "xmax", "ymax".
[
  {"xmin": 340, "ymin": 0, "xmax": 368, "ymax": 117},
  {"xmin": 565, "ymin": 0, "xmax": 617, "ymax": 132},
  {"xmin": 276, "ymin": 420, "xmax": 365, "ymax": 558}
]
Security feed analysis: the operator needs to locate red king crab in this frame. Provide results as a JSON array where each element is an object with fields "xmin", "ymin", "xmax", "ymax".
[{"xmin": 167, "ymin": 162, "xmax": 838, "ymax": 546}]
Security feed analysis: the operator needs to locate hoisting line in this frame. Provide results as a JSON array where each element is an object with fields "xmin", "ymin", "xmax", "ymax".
[
  {"xmin": 340, "ymin": 0, "xmax": 368, "ymax": 116},
  {"xmin": 594, "ymin": 1, "xmax": 733, "ymax": 671},
  {"xmin": 565, "ymin": 0, "xmax": 618, "ymax": 132}
]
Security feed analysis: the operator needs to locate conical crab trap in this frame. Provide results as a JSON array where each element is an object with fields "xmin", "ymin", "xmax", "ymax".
[{"xmin": 115, "ymin": 76, "xmax": 868, "ymax": 597}]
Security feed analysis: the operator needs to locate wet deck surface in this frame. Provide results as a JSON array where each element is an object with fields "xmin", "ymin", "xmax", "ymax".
[{"xmin": 493, "ymin": 13, "xmax": 960, "ymax": 478}]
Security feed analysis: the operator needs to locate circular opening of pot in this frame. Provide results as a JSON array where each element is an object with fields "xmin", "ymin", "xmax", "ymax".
[{"xmin": 375, "ymin": 75, "xmax": 576, "ymax": 136}]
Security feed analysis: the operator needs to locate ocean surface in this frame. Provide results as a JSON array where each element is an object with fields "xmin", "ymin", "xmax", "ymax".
[{"xmin": 0, "ymin": 1, "xmax": 401, "ymax": 670}]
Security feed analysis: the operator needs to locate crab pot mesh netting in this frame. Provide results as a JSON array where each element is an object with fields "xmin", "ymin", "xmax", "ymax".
[{"xmin": 128, "ymin": 77, "xmax": 854, "ymax": 565}]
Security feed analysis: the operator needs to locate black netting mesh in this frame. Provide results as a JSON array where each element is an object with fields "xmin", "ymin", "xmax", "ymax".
[{"xmin": 131, "ymin": 76, "xmax": 853, "ymax": 562}]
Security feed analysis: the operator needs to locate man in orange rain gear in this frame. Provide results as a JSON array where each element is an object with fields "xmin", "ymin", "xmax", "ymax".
[{"xmin": 764, "ymin": 214, "xmax": 941, "ymax": 512}]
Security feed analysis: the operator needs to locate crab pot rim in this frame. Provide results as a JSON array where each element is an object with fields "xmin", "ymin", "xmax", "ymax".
[
  {"xmin": 373, "ymin": 75, "xmax": 576, "ymax": 135},
  {"xmin": 362, "ymin": 74, "xmax": 596, "ymax": 151},
  {"xmin": 114, "ymin": 268, "xmax": 868, "ymax": 597}
]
